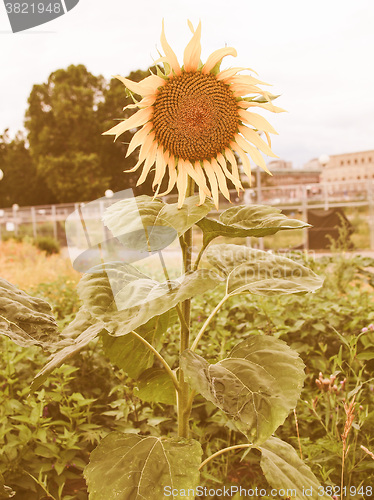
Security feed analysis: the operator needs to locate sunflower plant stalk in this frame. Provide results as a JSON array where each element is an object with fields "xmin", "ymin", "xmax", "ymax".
[{"xmin": 0, "ymin": 21, "xmax": 333, "ymax": 500}]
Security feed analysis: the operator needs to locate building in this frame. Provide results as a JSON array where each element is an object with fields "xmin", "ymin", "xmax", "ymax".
[
  {"xmin": 252, "ymin": 159, "xmax": 321, "ymax": 187},
  {"xmin": 320, "ymin": 150, "xmax": 374, "ymax": 184}
]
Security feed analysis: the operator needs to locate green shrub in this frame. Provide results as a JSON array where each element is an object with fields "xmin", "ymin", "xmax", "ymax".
[{"xmin": 34, "ymin": 237, "xmax": 60, "ymax": 255}]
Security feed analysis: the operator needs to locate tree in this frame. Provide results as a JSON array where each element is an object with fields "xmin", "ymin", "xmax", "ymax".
[
  {"xmin": 0, "ymin": 130, "xmax": 53, "ymax": 207},
  {"xmin": 25, "ymin": 64, "xmax": 110, "ymax": 203}
]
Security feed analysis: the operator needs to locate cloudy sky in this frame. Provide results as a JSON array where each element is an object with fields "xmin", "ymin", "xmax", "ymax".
[{"xmin": 0, "ymin": 0, "xmax": 373, "ymax": 168}]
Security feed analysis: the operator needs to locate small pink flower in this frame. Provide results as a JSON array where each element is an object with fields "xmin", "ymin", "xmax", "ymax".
[
  {"xmin": 369, "ymin": 323, "xmax": 374, "ymax": 330},
  {"xmin": 361, "ymin": 327, "xmax": 369, "ymax": 333}
]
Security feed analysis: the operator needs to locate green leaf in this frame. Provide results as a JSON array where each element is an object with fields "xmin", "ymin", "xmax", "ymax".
[
  {"xmin": 356, "ymin": 350, "xmax": 374, "ymax": 361},
  {"xmin": 0, "ymin": 277, "xmax": 58, "ymax": 348},
  {"xmin": 205, "ymin": 244, "xmax": 323, "ymax": 296},
  {"xmin": 59, "ymin": 307, "xmax": 94, "ymax": 341},
  {"xmin": 134, "ymin": 368, "xmax": 177, "ymax": 405},
  {"xmin": 181, "ymin": 335, "xmax": 305, "ymax": 444},
  {"xmin": 31, "ymin": 322, "xmax": 105, "ymax": 391},
  {"xmin": 197, "ymin": 204, "xmax": 309, "ymax": 243},
  {"xmin": 100, "ymin": 310, "xmax": 173, "ymax": 378},
  {"xmin": 84, "ymin": 433, "xmax": 202, "ymax": 500},
  {"xmin": 101, "ymin": 330, "xmax": 154, "ymax": 378},
  {"xmin": 78, "ymin": 262, "xmax": 222, "ymax": 336},
  {"xmin": 102, "ymin": 195, "xmax": 213, "ymax": 251},
  {"xmin": 259, "ymin": 437, "xmax": 331, "ymax": 499}
]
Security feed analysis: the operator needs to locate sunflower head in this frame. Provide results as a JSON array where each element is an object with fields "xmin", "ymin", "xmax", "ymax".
[{"xmin": 104, "ymin": 21, "xmax": 285, "ymax": 208}]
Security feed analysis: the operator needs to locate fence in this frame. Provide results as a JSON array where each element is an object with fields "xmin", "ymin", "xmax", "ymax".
[{"xmin": 1, "ymin": 180, "xmax": 374, "ymax": 249}]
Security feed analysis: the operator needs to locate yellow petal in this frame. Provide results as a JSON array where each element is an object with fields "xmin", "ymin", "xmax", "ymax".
[
  {"xmin": 123, "ymin": 95, "xmax": 156, "ymax": 111},
  {"xmin": 217, "ymin": 67, "xmax": 259, "ymax": 81},
  {"xmin": 137, "ymin": 141, "xmax": 158, "ymax": 186},
  {"xmin": 160, "ymin": 20, "xmax": 181, "ymax": 76},
  {"xmin": 223, "ymin": 148, "xmax": 242, "ymax": 191},
  {"xmin": 192, "ymin": 162, "xmax": 208, "ymax": 204},
  {"xmin": 203, "ymin": 160, "xmax": 219, "ymax": 209},
  {"xmin": 197, "ymin": 187, "xmax": 207, "ymax": 206},
  {"xmin": 126, "ymin": 122, "xmax": 152, "ymax": 157},
  {"xmin": 225, "ymin": 75, "xmax": 271, "ymax": 87},
  {"xmin": 236, "ymin": 130, "xmax": 272, "ymax": 174},
  {"xmin": 202, "ymin": 47, "xmax": 237, "ymax": 74},
  {"xmin": 237, "ymin": 127, "xmax": 277, "ymax": 158},
  {"xmin": 216, "ymin": 152, "xmax": 243, "ymax": 191},
  {"xmin": 182, "ymin": 160, "xmax": 210, "ymax": 196},
  {"xmin": 158, "ymin": 155, "xmax": 177, "ymax": 196},
  {"xmin": 264, "ymin": 131, "xmax": 272, "ymax": 148},
  {"xmin": 194, "ymin": 161, "xmax": 211, "ymax": 196},
  {"xmin": 103, "ymin": 107, "xmax": 153, "ymax": 140},
  {"xmin": 114, "ymin": 74, "xmax": 165, "ymax": 96},
  {"xmin": 187, "ymin": 19, "xmax": 195, "ymax": 33},
  {"xmin": 238, "ymin": 110, "xmax": 278, "ymax": 134},
  {"xmin": 177, "ymin": 163, "xmax": 188, "ymax": 208},
  {"xmin": 153, "ymin": 146, "xmax": 167, "ymax": 188},
  {"xmin": 231, "ymin": 142, "xmax": 252, "ymax": 182},
  {"xmin": 183, "ymin": 21, "xmax": 202, "ymax": 72},
  {"xmin": 211, "ymin": 159, "xmax": 231, "ymax": 201},
  {"xmin": 231, "ymin": 84, "xmax": 270, "ymax": 97},
  {"xmin": 238, "ymin": 100, "xmax": 286, "ymax": 113},
  {"xmin": 129, "ymin": 132, "xmax": 156, "ymax": 170}
]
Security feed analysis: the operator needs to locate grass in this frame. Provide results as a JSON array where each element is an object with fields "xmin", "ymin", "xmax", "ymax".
[{"xmin": 0, "ymin": 239, "xmax": 80, "ymax": 290}]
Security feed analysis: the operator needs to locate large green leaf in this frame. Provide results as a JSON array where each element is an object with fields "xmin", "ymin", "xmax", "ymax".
[
  {"xmin": 31, "ymin": 322, "xmax": 105, "ymax": 391},
  {"xmin": 205, "ymin": 244, "xmax": 323, "ymax": 296},
  {"xmin": 197, "ymin": 204, "xmax": 309, "ymax": 243},
  {"xmin": 103, "ymin": 195, "xmax": 213, "ymax": 251},
  {"xmin": 181, "ymin": 336, "xmax": 305, "ymax": 444},
  {"xmin": 134, "ymin": 368, "xmax": 177, "ymax": 405},
  {"xmin": 0, "ymin": 277, "xmax": 58, "ymax": 348},
  {"xmin": 84, "ymin": 433, "xmax": 202, "ymax": 500},
  {"xmin": 78, "ymin": 262, "xmax": 222, "ymax": 336},
  {"xmin": 100, "ymin": 310, "xmax": 174, "ymax": 378},
  {"xmin": 259, "ymin": 437, "xmax": 330, "ymax": 499}
]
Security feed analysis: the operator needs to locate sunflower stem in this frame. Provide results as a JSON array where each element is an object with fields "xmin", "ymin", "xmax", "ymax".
[{"xmin": 178, "ymin": 179, "xmax": 195, "ymax": 438}]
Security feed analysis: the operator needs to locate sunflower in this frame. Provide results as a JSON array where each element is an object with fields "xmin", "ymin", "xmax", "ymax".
[{"xmin": 104, "ymin": 21, "xmax": 285, "ymax": 208}]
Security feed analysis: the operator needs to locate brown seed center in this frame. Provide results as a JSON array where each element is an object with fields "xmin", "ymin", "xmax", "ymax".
[{"xmin": 152, "ymin": 71, "xmax": 239, "ymax": 161}]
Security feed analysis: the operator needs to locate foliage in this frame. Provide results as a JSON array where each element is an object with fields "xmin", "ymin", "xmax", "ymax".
[
  {"xmin": 0, "ymin": 131, "xmax": 53, "ymax": 208},
  {"xmin": 34, "ymin": 237, "xmax": 60, "ymax": 256},
  {"xmin": 189, "ymin": 252, "xmax": 374, "ymax": 494},
  {"xmin": 1, "ymin": 242, "xmax": 374, "ymax": 497},
  {"xmin": 1, "ymin": 199, "xmax": 333, "ymax": 499},
  {"xmin": 25, "ymin": 64, "xmax": 109, "ymax": 203}
]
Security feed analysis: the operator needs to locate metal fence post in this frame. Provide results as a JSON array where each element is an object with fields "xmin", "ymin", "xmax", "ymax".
[
  {"xmin": 52, "ymin": 205, "xmax": 57, "ymax": 240},
  {"xmin": 12, "ymin": 205, "xmax": 18, "ymax": 236},
  {"xmin": 31, "ymin": 207, "xmax": 37, "ymax": 239},
  {"xmin": 323, "ymin": 183, "xmax": 329, "ymax": 211}
]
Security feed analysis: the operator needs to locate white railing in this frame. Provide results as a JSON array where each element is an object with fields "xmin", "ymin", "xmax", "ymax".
[{"xmin": 1, "ymin": 180, "xmax": 374, "ymax": 248}]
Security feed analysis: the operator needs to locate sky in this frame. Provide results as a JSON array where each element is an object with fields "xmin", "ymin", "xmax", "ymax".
[{"xmin": 0, "ymin": 0, "xmax": 373, "ymax": 168}]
